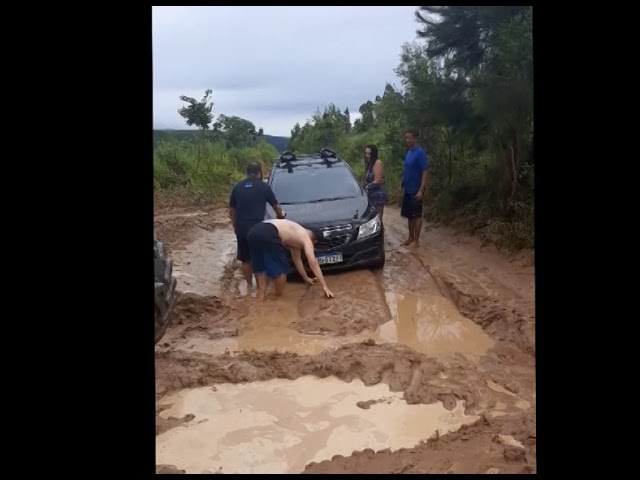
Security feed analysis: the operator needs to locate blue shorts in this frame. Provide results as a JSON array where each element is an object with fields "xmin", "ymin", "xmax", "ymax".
[{"xmin": 247, "ymin": 222, "xmax": 290, "ymax": 279}]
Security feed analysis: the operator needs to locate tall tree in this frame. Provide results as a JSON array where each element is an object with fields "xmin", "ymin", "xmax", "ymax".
[{"xmin": 178, "ymin": 89, "xmax": 214, "ymax": 163}]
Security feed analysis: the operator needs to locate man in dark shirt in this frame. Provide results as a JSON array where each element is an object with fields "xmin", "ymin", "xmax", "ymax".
[{"xmin": 229, "ymin": 162, "xmax": 285, "ymax": 289}]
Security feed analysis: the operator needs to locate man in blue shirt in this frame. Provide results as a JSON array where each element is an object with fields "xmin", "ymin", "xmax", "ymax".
[
  {"xmin": 400, "ymin": 128, "xmax": 430, "ymax": 248},
  {"xmin": 229, "ymin": 162, "xmax": 285, "ymax": 290}
]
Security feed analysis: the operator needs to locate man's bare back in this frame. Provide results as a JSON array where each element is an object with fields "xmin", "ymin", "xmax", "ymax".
[
  {"xmin": 263, "ymin": 218, "xmax": 310, "ymax": 249},
  {"xmin": 263, "ymin": 219, "xmax": 334, "ymax": 298}
]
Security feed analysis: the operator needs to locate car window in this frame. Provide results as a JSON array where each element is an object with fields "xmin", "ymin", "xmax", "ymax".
[{"xmin": 272, "ymin": 166, "xmax": 361, "ymax": 204}]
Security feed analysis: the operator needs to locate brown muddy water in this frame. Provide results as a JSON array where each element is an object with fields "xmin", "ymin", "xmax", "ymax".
[{"xmin": 154, "ymin": 208, "xmax": 536, "ymax": 474}]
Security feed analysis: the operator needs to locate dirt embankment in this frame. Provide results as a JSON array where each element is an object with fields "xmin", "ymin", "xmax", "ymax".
[
  {"xmin": 302, "ymin": 412, "xmax": 536, "ymax": 474},
  {"xmin": 154, "ymin": 206, "xmax": 536, "ymax": 474}
]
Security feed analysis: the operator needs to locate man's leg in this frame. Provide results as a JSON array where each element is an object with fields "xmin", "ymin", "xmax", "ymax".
[
  {"xmin": 265, "ymin": 244, "xmax": 290, "ymax": 297},
  {"xmin": 248, "ymin": 235, "xmax": 268, "ymax": 299},
  {"xmin": 252, "ymin": 250, "xmax": 269, "ymax": 300},
  {"xmin": 237, "ymin": 236, "xmax": 253, "ymax": 287},
  {"xmin": 408, "ymin": 196, "xmax": 423, "ymax": 248},
  {"xmin": 273, "ymin": 273, "xmax": 287, "ymax": 296},
  {"xmin": 241, "ymin": 262, "xmax": 253, "ymax": 286},
  {"xmin": 412, "ymin": 216, "xmax": 423, "ymax": 247},
  {"xmin": 402, "ymin": 219, "xmax": 413, "ymax": 246},
  {"xmin": 401, "ymin": 194, "xmax": 414, "ymax": 245},
  {"xmin": 255, "ymin": 272, "xmax": 268, "ymax": 300}
]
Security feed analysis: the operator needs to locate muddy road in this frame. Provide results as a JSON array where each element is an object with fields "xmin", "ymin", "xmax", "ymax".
[{"xmin": 154, "ymin": 205, "xmax": 536, "ymax": 474}]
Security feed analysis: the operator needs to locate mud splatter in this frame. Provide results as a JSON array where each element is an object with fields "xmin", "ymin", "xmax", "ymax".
[{"xmin": 295, "ymin": 269, "xmax": 390, "ymax": 336}]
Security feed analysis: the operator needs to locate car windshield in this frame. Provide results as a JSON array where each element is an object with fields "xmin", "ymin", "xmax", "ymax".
[{"xmin": 272, "ymin": 166, "xmax": 361, "ymax": 204}]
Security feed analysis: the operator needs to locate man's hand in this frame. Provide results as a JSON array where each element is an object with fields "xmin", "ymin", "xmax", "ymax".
[
  {"xmin": 273, "ymin": 202, "xmax": 287, "ymax": 219},
  {"xmin": 304, "ymin": 276, "xmax": 316, "ymax": 286},
  {"xmin": 323, "ymin": 286, "xmax": 334, "ymax": 298}
]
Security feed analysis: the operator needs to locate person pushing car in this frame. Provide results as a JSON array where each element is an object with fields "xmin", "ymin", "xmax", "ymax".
[
  {"xmin": 247, "ymin": 218, "xmax": 334, "ymax": 300},
  {"xmin": 228, "ymin": 161, "xmax": 285, "ymax": 289}
]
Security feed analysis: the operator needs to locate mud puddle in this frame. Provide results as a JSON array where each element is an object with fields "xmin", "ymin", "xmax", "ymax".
[
  {"xmin": 378, "ymin": 292, "xmax": 494, "ymax": 357},
  {"xmin": 161, "ymin": 285, "xmax": 495, "ymax": 356},
  {"xmin": 161, "ymin": 218, "xmax": 493, "ymax": 359},
  {"xmin": 170, "ymin": 227, "xmax": 237, "ymax": 298},
  {"xmin": 156, "ymin": 376, "xmax": 479, "ymax": 474},
  {"xmin": 161, "ymin": 289, "xmax": 493, "ymax": 360}
]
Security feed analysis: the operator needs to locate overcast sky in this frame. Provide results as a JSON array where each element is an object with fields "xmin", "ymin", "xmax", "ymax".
[{"xmin": 153, "ymin": 6, "xmax": 420, "ymax": 137}]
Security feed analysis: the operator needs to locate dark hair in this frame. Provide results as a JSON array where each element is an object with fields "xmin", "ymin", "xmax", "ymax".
[
  {"xmin": 406, "ymin": 128, "xmax": 420, "ymax": 138},
  {"xmin": 246, "ymin": 161, "xmax": 262, "ymax": 177},
  {"xmin": 364, "ymin": 144, "xmax": 379, "ymax": 171}
]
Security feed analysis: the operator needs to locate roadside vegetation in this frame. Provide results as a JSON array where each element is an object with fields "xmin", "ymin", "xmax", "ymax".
[
  {"xmin": 154, "ymin": 6, "xmax": 533, "ymax": 251},
  {"xmin": 153, "ymin": 89, "xmax": 279, "ymax": 206}
]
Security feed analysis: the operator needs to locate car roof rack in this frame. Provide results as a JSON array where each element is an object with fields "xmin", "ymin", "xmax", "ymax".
[
  {"xmin": 277, "ymin": 151, "xmax": 297, "ymax": 173},
  {"xmin": 279, "ymin": 151, "xmax": 296, "ymax": 163},
  {"xmin": 319, "ymin": 148, "xmax": 340, "ymax": 168},
  {"xmin": 320, "ymin": 148, "xmax": 337, "ymax": 159},
  {"xmin": 275, "ymin": 149, "xmax": 343, "ymax": 172}
]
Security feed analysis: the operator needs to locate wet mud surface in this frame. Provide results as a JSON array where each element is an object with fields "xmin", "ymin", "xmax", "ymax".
[{"xmin": 154, "ymin": 205, "xmax": 536, "ymax": 474}]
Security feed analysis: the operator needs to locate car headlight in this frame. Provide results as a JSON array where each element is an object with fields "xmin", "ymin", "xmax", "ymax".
[{"xmin": 358, "ymin": 215, "xmax": 381, "ymax": 239}]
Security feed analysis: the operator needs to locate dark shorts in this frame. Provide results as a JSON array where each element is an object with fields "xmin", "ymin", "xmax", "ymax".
[
  {"xmin": 401, "ymin": 193, "xmax": 423, "ymax": 219},
  {"xmin": 236, "ymin": 235, "xmax": 250, "ymax": 263},
  {"xmin": 247, "ymin": 222, "xmax": 290, "ymax": 279},
  {"xmin": 368, "ymin": 186, "xmax": 388, "ymax": 207},
  {"xmin": 235, "ymin": 221, "xmax": 258, "ymax": 263}
]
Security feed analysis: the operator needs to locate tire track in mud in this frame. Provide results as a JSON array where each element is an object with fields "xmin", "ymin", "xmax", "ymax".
[
  {"xmin": 154, "ymin": 207, "xmax": 536, "ymax": 474},
  {"xmin": 382, "ymin": 215, "xmax": 535, "ymax": 357}
]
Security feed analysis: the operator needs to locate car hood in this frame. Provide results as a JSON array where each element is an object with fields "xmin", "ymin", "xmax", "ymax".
[{"xmin": 266, "ymin": 195, "xmax": 372, "ymax": 227}]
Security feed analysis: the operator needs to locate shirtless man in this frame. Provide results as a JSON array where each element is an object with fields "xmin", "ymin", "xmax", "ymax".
[{"xmin": 246, "ymin": 218, "xmax": 334, "ymax": 300}]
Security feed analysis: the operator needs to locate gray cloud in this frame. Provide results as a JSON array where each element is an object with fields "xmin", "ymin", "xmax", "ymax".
[{"xmin": 153, "ymin": 6, "xmax": 419, "ymax": 136}]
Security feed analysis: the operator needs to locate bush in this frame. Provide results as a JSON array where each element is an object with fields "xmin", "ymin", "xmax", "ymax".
[{"xmin": 154, "ymin": 138, "xmax": 279, "ymax": 203}]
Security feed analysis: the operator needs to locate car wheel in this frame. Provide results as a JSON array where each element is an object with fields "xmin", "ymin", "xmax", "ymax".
[{"xmin": 154, "ymin": 241, "xmax": 177, "ymax": 345}]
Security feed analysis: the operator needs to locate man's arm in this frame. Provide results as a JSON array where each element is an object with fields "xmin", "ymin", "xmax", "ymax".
[
  {"xmin": 229, "ymin": 207, "xmax": 237, "ymax": 230},
  {"xmin": 265, "ymin": 185, "xmax": 286, "ymax": 219},
  {"xmin": 303, "ymin": 239, "xmax": 334, "ymax": 297},
  {"xmin": 291, "ymin": 248, "xmax": 311, "ymax": 283},
  {"xmin": 228, "ymin": 189, "xmax": 237, "ymax": 229},
  {"xmin": 416, "ymin": 150, "xmax": 430, "ymax": 200},
  {"xmin": 417, "ymin": 171, "xmax": 428, "ymax": 198}
]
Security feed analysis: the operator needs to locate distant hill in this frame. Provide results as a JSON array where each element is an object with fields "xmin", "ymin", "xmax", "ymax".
[{"xmin": 153, "ymin": 129, "xmax": 290, "ymax": 153}]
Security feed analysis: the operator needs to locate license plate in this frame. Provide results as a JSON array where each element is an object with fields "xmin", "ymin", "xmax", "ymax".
[{"xmin": 317, "ymin": 252, "xmax": 343, "ymax": 265}]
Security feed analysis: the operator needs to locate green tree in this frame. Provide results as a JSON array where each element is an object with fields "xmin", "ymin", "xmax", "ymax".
[
  {"xmin": 178, "ymin": 89, "xmax": 214, "ymax": 163},
  {"xmin": 215, "ymin": 114, "xmax": 258, "ymax": 148},
  {"xmin": 281, "ymin": 6, "xmax": 534, "ymax": 248}
]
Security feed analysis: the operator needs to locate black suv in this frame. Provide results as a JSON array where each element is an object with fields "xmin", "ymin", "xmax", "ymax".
[{"xmin": 265, "ymin": 148, "xmax": 385, "ymax": 273}]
